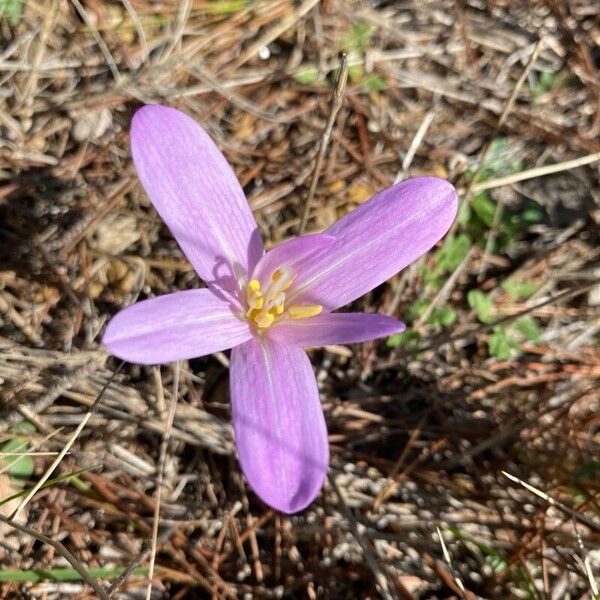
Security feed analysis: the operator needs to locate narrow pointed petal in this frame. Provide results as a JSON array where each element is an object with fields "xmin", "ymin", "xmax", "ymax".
[
  {"xmin": 230, "ymin": 337, "xmax": 328, "ymax": 513},
  {"xmin": 287, "ymin": 177, "xmax": 458, "ymax": 310},
  {"xmin": 130, "ymin": 105, "xmax": 263, "ymax": 295},
  {"xmin": 270, "ymin": 312, "xmax": 405, "ymax": 347},
  {"xmin": 251, "ymin": 233, "xmax": 335, "ymax": 283},
  {"xmin": 103, "ymin": 289, "xmax": 251, "ymax": 364}
]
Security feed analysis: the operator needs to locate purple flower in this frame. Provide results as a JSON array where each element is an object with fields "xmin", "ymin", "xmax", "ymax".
[{"xmin": 102, "ymin": 104, "xmax": 458, "ymax": 513}]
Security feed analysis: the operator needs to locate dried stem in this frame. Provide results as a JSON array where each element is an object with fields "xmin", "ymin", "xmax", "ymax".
[
  {"xmin": 470, "ymin": 150, "xmax": 600, "ymax": 192},
  {"xmin": 145, "ymin": 361, "xmax": 180, "ymax": 600},
  {"xmin": 299, "ymin": 53, "xmax": 349, "ymax": 234}
]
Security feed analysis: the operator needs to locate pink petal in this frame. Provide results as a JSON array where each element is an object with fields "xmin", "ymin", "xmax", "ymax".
[
  {"xmin": 251, "ymin": 233, "xmax": 335, "ymax": 285},
  {"xmin": 103, "ymin": 289, "xmax": 251, "ymax": 364},
  {"xmin": 230, "ymin": 337, "xmax": 328, "ymax": 513},
  {"xmin": 270, "ymin": 312, "xmax": 405, "ymax": 346},
  {"xmin": 130, "ymin": 105, "xmax": 263, "ymax": 296},
  {"xmin": 287, "ymin": 177, "xmax": 458, "ymax": 310}
]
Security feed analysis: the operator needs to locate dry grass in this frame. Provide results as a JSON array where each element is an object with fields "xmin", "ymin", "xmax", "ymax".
[{"xmin": 0, "ymin": 1, "xmax": 599, "ymax": 598}]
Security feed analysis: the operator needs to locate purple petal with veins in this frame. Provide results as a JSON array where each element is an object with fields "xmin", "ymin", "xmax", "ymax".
[
  {"xmin": 102, "ymin": 289, "xmax": 251, "ymax": 365},
  {"xmin": 270, "ymin": 312, "xmax": 406, "ymax": 347},
  {"xmin": 130, "ymin": 105, "xmax": 263, "ymax": 297},
  {"xmin": 286, "ymin": 177, "xmax": 458, "ymax": 310},
  {"xmin": 230, "ymin": 336, "xmax": 328, "ymax": 513}
]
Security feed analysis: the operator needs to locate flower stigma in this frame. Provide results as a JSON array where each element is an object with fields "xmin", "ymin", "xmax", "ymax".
[{"xmin": 245, "ymin": 266, "xmax": 322, "ymax": 329}]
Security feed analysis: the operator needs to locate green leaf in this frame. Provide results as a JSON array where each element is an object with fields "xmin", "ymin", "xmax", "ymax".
[
  {"xmin": 0, "ymin": 566, "xmax": 149, "ymax": 583},
  {"xmin": 513, "ymin": 316, "xmax": 541, "ymax": 342},
  {"xmin": 501, "ymin": 279, "xmax": 537, "ymax": 300},
  {"xmin": 0, "ymin": 467, "xmax": 99, "ymax": 508},
  {"xmin": 486, "ymin": 137, "xmax": 509, "ymax": 163},
  {"xmin": 293, "ymin": 64, "xmax": 319, "ymax": 85},
  {"xmin": 347, "ymin": 63, "xmax": 364, "ymax": 83},
  {"xmin": 470, "ymin": 192, "xmax": 496, "ymax": 228},
  {"xmin": 418, "ymin": 266, "xmax": 442, "ymax": 288},
  {"xmin": 204, "ymin": 0, "xmax": 249, "ymax": 14},
  {"xmin": 9, "ymin": 455, "xmax": 33, "ymax": 482},
  {"xmin": 13, "ymin": 421, "xmax": 35, "ymax": 434},
  {"xmin": 340, "ymin": 21, "xmax": 372, "ymax": 54},
  {"xmin": 0, "ymin": 0, "xmax": 23, "ymax": 26},
  {"xmin": 531, "ymin": 70, "xmax": 562, "ymax": 98},
  {"xmin": 488, "ymin": 326, "xmax": 519, "ymax": 359},
  {"xmin": 506, "ymin": 202, "xmax": 544, "ymax": 231},
  {"xmin": 457, "ymin": 201, "xmax": 471, "ymax": 226},
  {"xmin": 486, "ymin": 138, "xmax": 523, "ymax": 175},
  {"xmin": 0, "ymin": 438, "xmax": 34, "ymax": 482},
  {"xmin": 539, "ymin": 70, "xmax": 557, "ymax": 89},
  {"xmin": 405, "ymin": 298, "xmax": 429, "ymax": 323},
  {"xmin": 363, "ymin": 75, "xmax": 386, "ymax": 92},
  {"xmin": 386, "ymin": 330, "xmax": 420, "ymax": 349},
  {"xmin": 435, "ymin": 233, "xmax": 471, "ymax": 273},
  {"xmin": 427, "ymin": 305, "xmax": 457, "ymax": 327},
  {"xmin": 467, "ymin": 289, "xmax": 494, "ymax": 324}
]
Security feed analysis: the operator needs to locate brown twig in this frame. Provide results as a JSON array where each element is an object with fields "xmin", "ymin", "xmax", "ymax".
[
  {"xmin": 299, "ymin": 53, "xmax": 349, "ymax": 233},
  {"xmin": 145, "ymin": 361, "xmax": 180, "ymax": 600}
]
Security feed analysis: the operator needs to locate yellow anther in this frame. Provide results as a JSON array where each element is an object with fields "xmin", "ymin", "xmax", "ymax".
[
  {"xmin": 270, "ymin": 267, "xmax": 293, "ymax": 292},
  {"xmin": 246, "ymin": 279, "xmax": 264, "ymax": 310},
  {"xmin": 254, "ymin": 312, "xmax": 275, "ymax": 328},
  {"xmin": 245, "ymin": 266, "xmax": 320, "ymax": 329},
  {"xmin": 287, "ymin": 304, "xmax": 323, "ymax": 319},
  {"xmin": 246, "ymin": 307, "xmax": 260, "ymax": 320}
]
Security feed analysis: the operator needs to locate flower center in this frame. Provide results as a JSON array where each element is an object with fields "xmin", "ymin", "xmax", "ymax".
[{"xmin": 245, "ymin": 265, "xmax": 322, "ymax": 329}]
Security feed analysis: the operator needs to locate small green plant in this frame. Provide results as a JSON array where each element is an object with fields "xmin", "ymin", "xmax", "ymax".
[
  {"xmin": 293, "ymin": 65, "xmax": 319, "ymax": 85},
  {"xmin": 466, "ymin": 289, "xmax": 543, "ymax": 358},
  {"xmin": 405, "ymin": 298, "xmax": 429, "ymax": 322},
  {"xmin": 488, "ymin": 326, "xmax": 519, "ymax": 359},
  {"xmin": 486, "ymin": 317, "xmax": 541, "ymax": 360},
  {"xmin": 502, "ymin": 279, "xmax": 537, "ymax": 300},
  {"xmin": 530, "ymin": 70, "xmax": 566, "ymax": 100},
  {"xmin": 205, "ymin": 0, "xmax": 250, "ymax": 15},
  {"xmin": 340, "ymin": 21, "xmax": 373, "ymax": 55},
  {"xmin": 513, "ymin": 316, "xmax": 541, "ymax": 343},
  {"xmin": 436, "ymin": 233, "xmax": 471, "ymax": 273},
  {"xmin": 467, "ymin": 289, "xmax": 494, "ymax": 324},
  {"xmin": 363, "ymin": 75, "xmax": 387, "ymax": 92},
  {"xmin": 458, "ymin": 137, "xmax": 544, "ymax": 252},
  {"xmin": 0, "ymin": 0, "xmax": 23, "ymax": 26},
  {"xmin": 338, "ymin": 21, "xmax": 387, "ymax": 91},
  {"xmin": 428, "ymin": 305, "xmax": 457, "ymax": 327},
  {"xmin": 403, "ymin": 298, "xmax": 457, "ymax": 329},
  {"xmin": 386, "ymin": 330, "xmax": 421, "ymax": 349},
  {"xmin": 0, "ymin": 421, "xmax": 36, "ymax": 483},
  {"xmin": 467, "ymin": 137, "xmax": 524, "ymax": 185}
]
